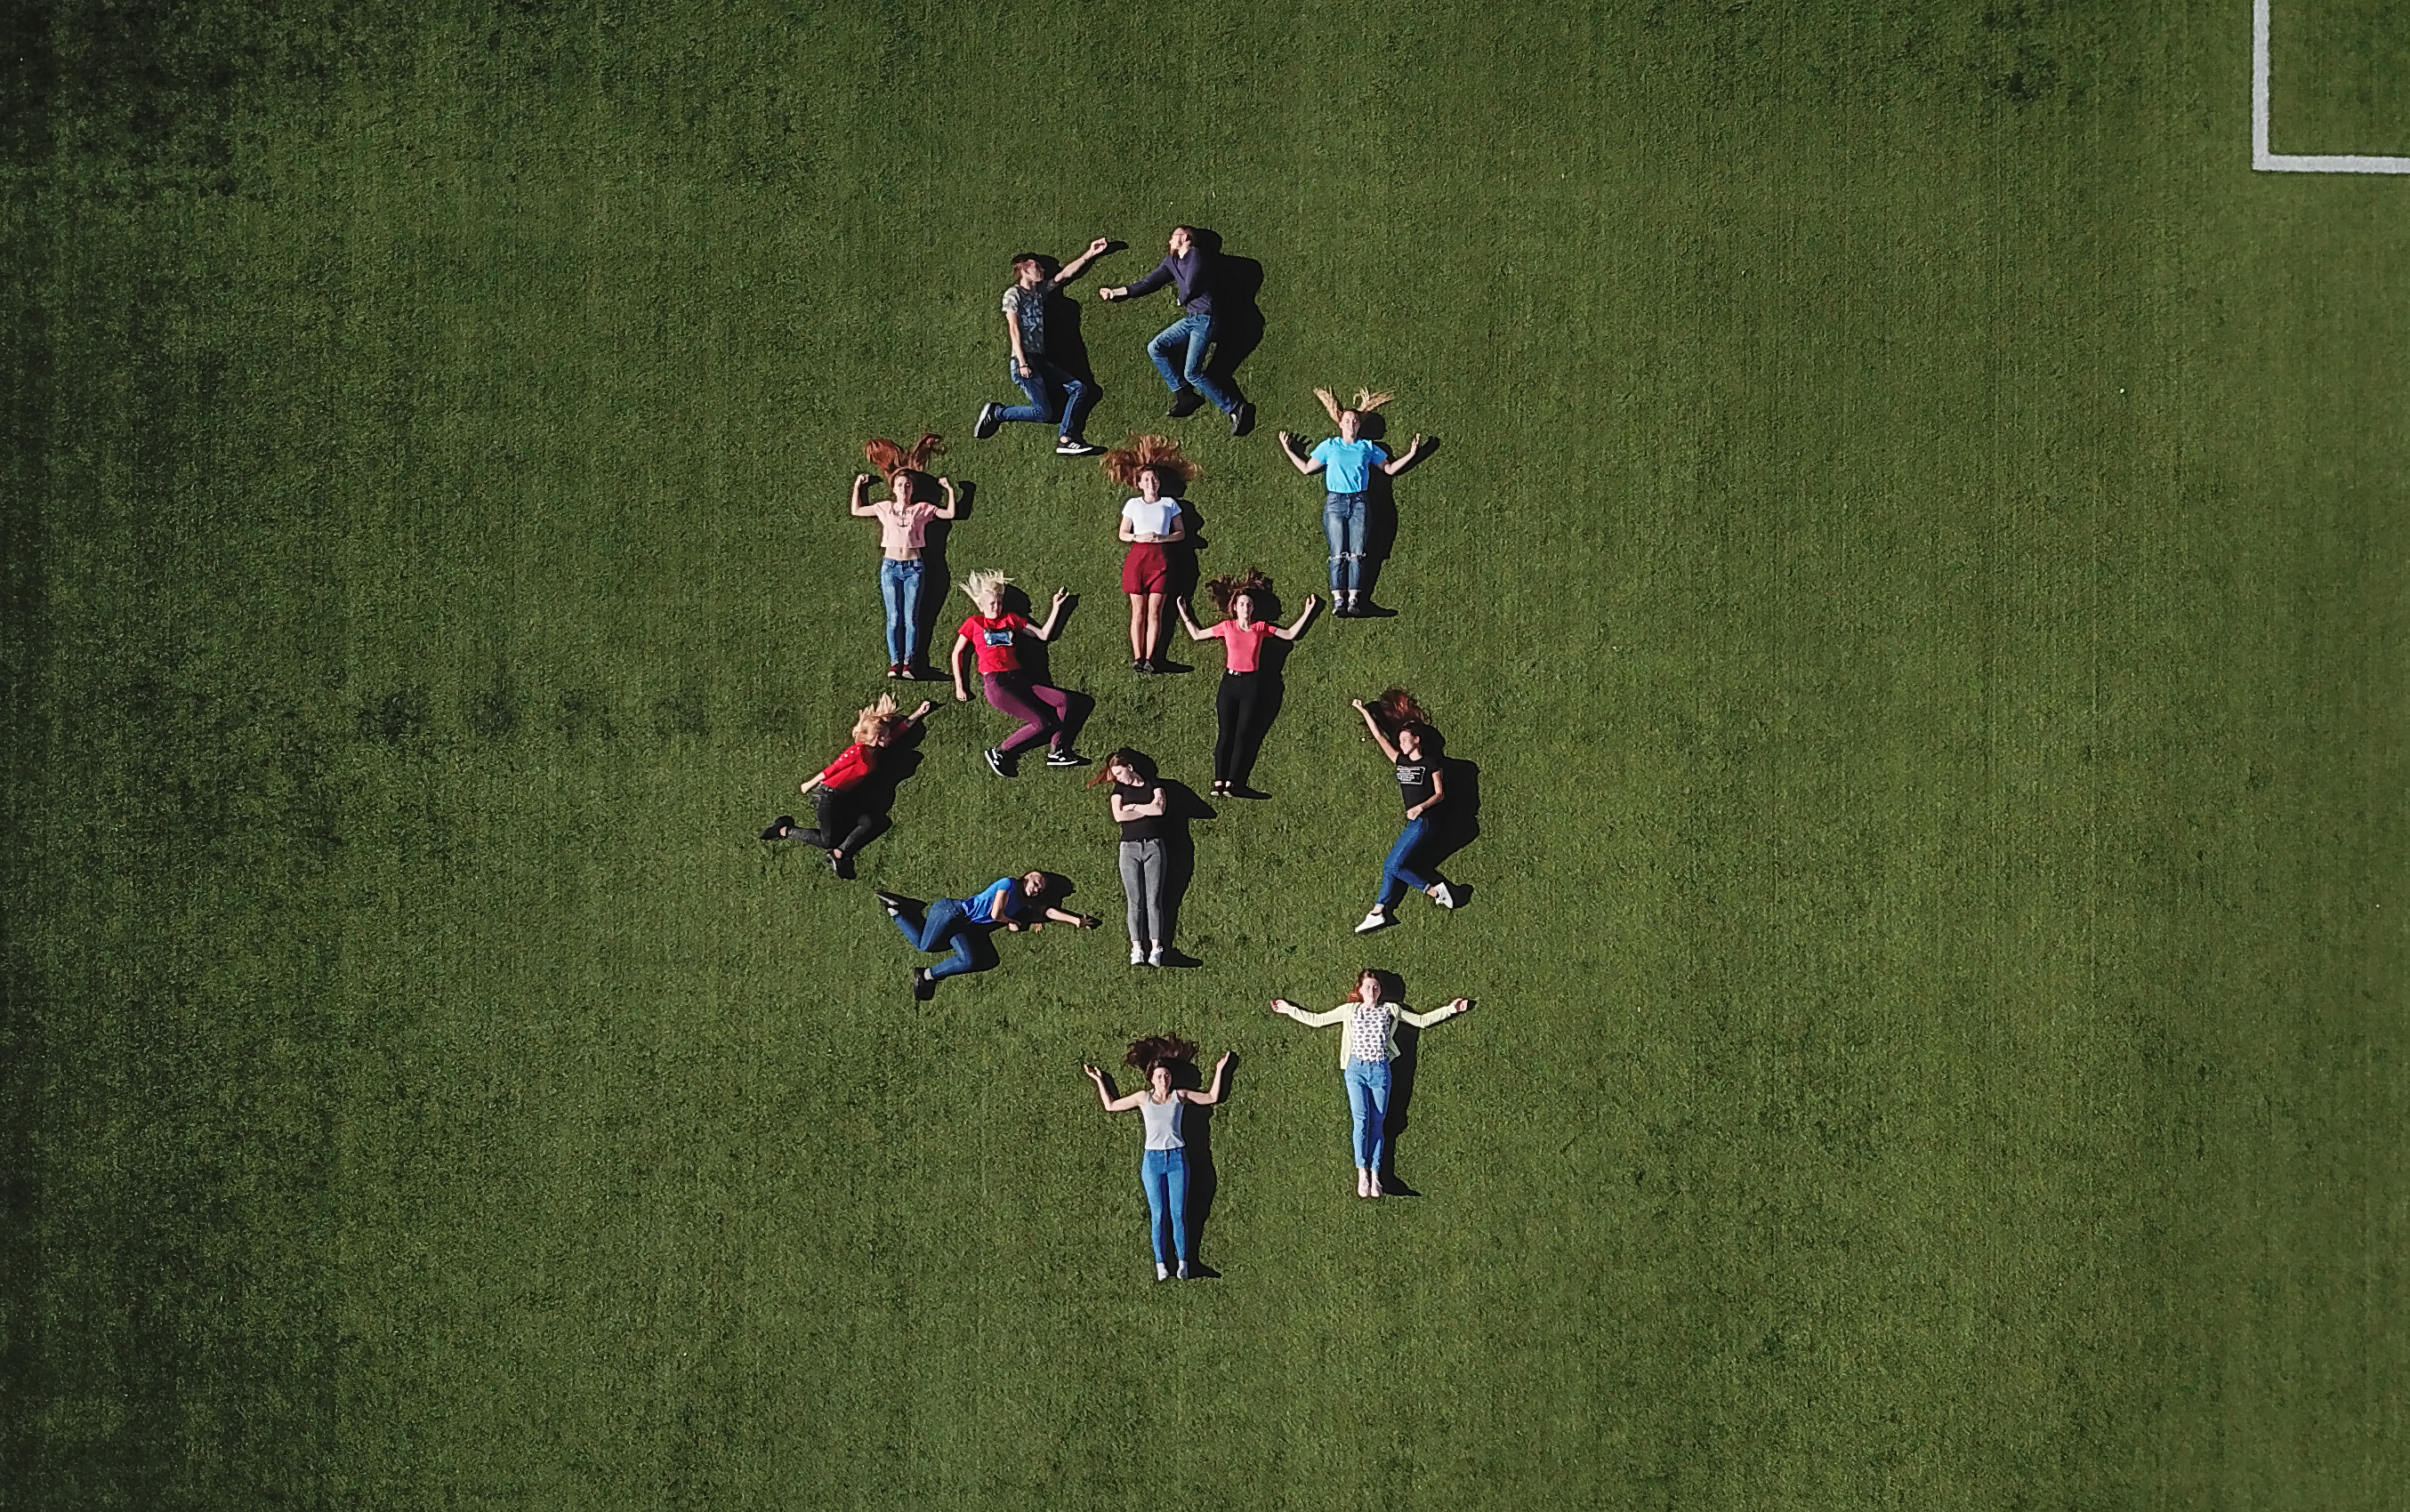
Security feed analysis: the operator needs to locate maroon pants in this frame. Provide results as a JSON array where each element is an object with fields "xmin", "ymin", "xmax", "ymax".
[{"xmin": 984, "ymin": 672, "xmax": 1071, "ymax": 755}]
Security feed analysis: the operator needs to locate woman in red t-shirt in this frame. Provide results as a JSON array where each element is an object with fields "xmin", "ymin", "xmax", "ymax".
[
  {"xmin": 1101, "ymin": 435, "xmax": 1199, "ymax": 674},
  {"xmin": 950, "ymin": 568, "xmax": 1086, "ymax": 776},
  {"xmin": 1174, "ymin": 568, "xmax": 1318, "ymax": 797},
  {"xmin": 760, "ymin": 694, "xmax": 932, "ymax": 877}
]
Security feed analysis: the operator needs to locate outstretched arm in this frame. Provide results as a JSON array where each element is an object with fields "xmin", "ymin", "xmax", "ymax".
[
  {"xmin": 1275, "ymin": 432, "xmax": 1323, "ymax": 477},
  {"xmin": 1084, "ymin": 1065, "xmax": 1145, "ymax": 1112},
  {"xmin": 849, "ymin": 473, "xmax": 879, "ymax": 516},
  {"xmin": 1056, "ymin": 237, "xmax": 1112, "ymax": 284},
  {"xmin": 1352, "ymin": 698, "xmax": 1401, "ymax": 761},
  {"xmin": 1173, "ymin": 599, "xmax": 1217, "ymax": 642},
  {"xmin": 931, "ymin": 478, "xmax": 960, "ymax": 519},
  {"xmin": 1276, "ymin": 596, "xmax": 1320, "ymax": 640},
  {"xmin": 1183, "ymin": 1050, "xmax": 1236, "ymax": 1106},
  {"xmin": 1030, "ymin": 587, "xmax": 1072, "ymax": 641},
  {"xmin": 1040, "ymin": 905, "xmax": 1103, "ymax": 929},
  {"xmin": 1100, "ymin": 257, "xmax": 1174, "ymax": 302},
  {"xmin": 1379, "ymin": 435, "xmax": 1431, "ymax": 476},
  {"xmin": 1398, "ymin": 997, "xmax": 1474, "ymax": 1029},
  {"xmin": 1270, "ymin": 997, "xmax": 1351, "ymax": 1028}
]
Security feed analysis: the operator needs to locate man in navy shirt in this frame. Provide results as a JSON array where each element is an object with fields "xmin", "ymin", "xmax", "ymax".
[{"xmin": 1099, "ymin": 227, "xmax": 1254, "ymax": 438}]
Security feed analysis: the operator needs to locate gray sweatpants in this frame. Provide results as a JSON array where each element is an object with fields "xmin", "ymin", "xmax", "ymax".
[{"xmin": 1118, "ymin": 838, "xmax": 1167, "ymax": 949}]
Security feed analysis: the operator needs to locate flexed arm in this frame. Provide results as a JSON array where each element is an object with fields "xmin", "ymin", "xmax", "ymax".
[
  {"xmin": 1029, "ymin": 587, "xmax": 1073, "ymax": 641},
  {"xmin": 1275, "ymin": 596, "xmax": 1320, "ymax": 640},
  {"xmin": 1276, "ymin": 432, "xmax": 1324, "ymax": 477},
  {"xmin": 1084, "ymin": 1065, "xmax": 1145, "ymax": 1113},
  {"xmin": 1182, "ymin": 1051, "xmax": 1235, "ymax": 1106},
  {"xmin": 1056, "ymin": 237, "xmax": 1112, "ymax": 285},
  {"xmin": 1352, "ymin": 698, "xmax": 1401, "ymax": 761},
  {"xmin": 1379, "ymin": 435, "xmax": 1431, "ymax": 476},
  {"xmin": 1173, "ymin": 599, "xmax": 1218, "ymax": 643},
  {"xmin": 849, "ymin": 473, "xmax": 880, "ymax": 516},
  {"xmin": 1398, "ymin": 997, "xmax": 1473, "ymax": 1029},
  {"xmin": 931, "ymin": 478, "xmax": 960, "ymax": 519}
]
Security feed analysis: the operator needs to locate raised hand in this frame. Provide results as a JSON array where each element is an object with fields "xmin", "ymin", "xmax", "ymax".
[
  {"xmin": 1085, "ymin": 237, "xmax": 1110, "ymax": 257},
  {"xmin": 1051, "ymin": 587, "xmax": 1072, "ymax": 610},
  {"xmin": 911, "ymin": 701, "xmax": 934, "ymax": 720}
]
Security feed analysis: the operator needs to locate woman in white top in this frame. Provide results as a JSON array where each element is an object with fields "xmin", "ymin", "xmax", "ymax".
[
  {"xmin": 851, "ymin": 435, "xmax": 960, "ymax": 679},
  {"xmin": 1272, "ymin": 969, "xmax": 1472, "ymax": 1197},
  {"xmin": 1101, "ymin": 435, "xmax": 1198, "ymax": 673},
  {"xmin": 1084, "ymin": 1033, "xmax": 1233, "ymax": 1279}
]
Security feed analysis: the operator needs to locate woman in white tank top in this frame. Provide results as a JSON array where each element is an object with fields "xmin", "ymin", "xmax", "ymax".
[{"xmin": 1084, "ymin": 1033, "xmax": 1232, "ymax": 1280}]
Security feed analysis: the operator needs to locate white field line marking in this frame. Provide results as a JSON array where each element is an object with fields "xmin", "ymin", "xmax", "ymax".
[{"xmin": 2254, "ymin": 0, "xmax": 2410, "ymax": 173}]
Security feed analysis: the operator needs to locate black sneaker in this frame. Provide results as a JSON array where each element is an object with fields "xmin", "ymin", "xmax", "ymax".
[
  {"xmin": 828, "ymin": 851, "xmax": 855, "ymax": 881},
  {"xmin": 985, "ymin": 747, "xmax": 1011, "ymax": 777},
  {"xmin": 874, "ymin": 889, "xmax": 909, "ymax": 916},
  {"xmin": 910, "ymin": 967, "xmax": 936, "ymax": 1001},
  {"xmin": 973, "ymin": 402, "xmax": 1002, "ymax": 440},
  {"xmin": 1045, "ymin": 748, "xmax": 1088, "ymax": 768},
  {"xmin": 1054, "ymin": 438, "xmax": 1103, "ymax": 456},
  {"xmin": 1229, "ymin": 401, "xmax": 1255, "ymax": 438},
  {"xmin": 760, "ymin": 816, "xmax": 796, "ymax": 840},
  {"xmin": 1166, "ymin": 388, "xmax": 1205, "ymax": 419}
]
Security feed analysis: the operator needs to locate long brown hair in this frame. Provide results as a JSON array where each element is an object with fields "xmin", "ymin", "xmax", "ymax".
[
  {"xmin": 1124, "ymin": 1033, "xmax": 1198, "ymax": 1074},
  {"xmin": 1100, "ymin": 434, "xmax": 1199, "ymax": 489},
  {"xmin": 1084, "ymin": 747, "xmax": 1151, "ymax": 789},
  {"xmin": 1205, "ymin": 567, "xmax": 1271, "ymax": 616},
  {"xmin": 1367, "ymin": 688, "xmax": 1432, "ymax": 733},
  {"xmin": 864, "ymin": 433, "xmax": 944, "ymax": 481}
]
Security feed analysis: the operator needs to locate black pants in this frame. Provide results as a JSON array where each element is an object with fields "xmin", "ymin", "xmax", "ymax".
[
  {"xmin": 794, "ymin": 786, "xmax": 876, "ymax": 855},
  {"xmin": 1213, "ymin": 671, "xmax": 1272, "ymax": 784}
]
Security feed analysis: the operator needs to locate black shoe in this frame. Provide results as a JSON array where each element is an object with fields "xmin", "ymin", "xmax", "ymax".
[
  {"xmin": 874, "ymin": 889, "xmax": 908, "ymax": 916},
  {"xmin": 1229, "ymin": 401, "xmax": 1254, "ymax": 438},
  {"xmin": 1054, "ymin": 438, "xmax": 1104, "ymax": 456},
  {"xmin": 1166, "ymin": 388, "xmax": 1205, "ymax": 419},
  {"xmin": 828, "ymin": 851, "xmax": 855, "ymax": 881},
  {"xmin": 761, "ymin": 816, "xmax": 797, "ymax": 840},
  {"xmin": 910, "ymin": 967, "xmax": 936, "ymax": 1001},
  {"xmin": 1045, "ymin": 748, "xmax": 1089, "ymax": 768},
  {"xmin": 985, "ymin": 746, "xmax": 1011, "ymax": 777},
  {"xmin": 973, "ymin": 402, "xmax": 1002, "ymax": 440}
]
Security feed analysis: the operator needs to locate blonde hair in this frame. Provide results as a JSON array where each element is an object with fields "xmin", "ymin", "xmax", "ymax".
[
  {"xmin": 1314, "ymin": 387, "xmax": 1396, "ymax": 424},
  {"xmin": 1100, "ymin": 434, "xmax": 1200, "ymax": 489},
  {"xmin": 865, "ymin": 433, "xmax": 944, "ymax": 481},
  {"xmin": 959, "ymin": 568, "xmax": 1013, "ymax": 613},
  {"xmin": 851, "ymin": 693, "xmax": 907, "ymax": 745}
]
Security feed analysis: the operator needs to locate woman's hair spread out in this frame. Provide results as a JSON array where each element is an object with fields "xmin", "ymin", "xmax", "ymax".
[
  {"xmin": 1205, "ymin": 567, "xmax": 1272, "ymax": 616},
  {"xmin": 959, "ymin": 567, "xmax": 1013, "ymax": 607},
  {"xmin": 1368, "ymin": 687, "xmax": 1433, "ymax": 732},
  {"xmin": 1084, "ymin": 746, "xmax": 1152, "ymax": 788},
  {"xmin": 850, "ymin": 693, "xmax": 907, "ymax": 746},
  {"xmin": 1314, "ymin": 387, "xmax": 1397, "ymax": 423},
  {"xmin": 865, "ymin": 433, "xmax": 945, "ymax": 480},
  {"xmin": 1123, "ymin": 1033, "xmax": 1199, "ymax": 1074},
  {"xmin": 1100, "ymin": 434, "xmax": 1200, "ymax": 489}
]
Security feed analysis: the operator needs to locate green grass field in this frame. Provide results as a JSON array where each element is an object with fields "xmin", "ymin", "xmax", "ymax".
[{"xmin": 5, "ymin": 0, "xmax": 2406, "ymax": 1506}]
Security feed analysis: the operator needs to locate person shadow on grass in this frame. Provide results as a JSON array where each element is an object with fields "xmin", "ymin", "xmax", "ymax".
[
  {"xmin": 1186, "ymin": 228, "xmax": 1266, "ymax": 416},
  {"xmin": 1350, "ymin": 408, "xmax": 1439, "ymax": 616},
  {"xmin": 908, "ymin": 476, "xmax": 972, "ymax": 677}
]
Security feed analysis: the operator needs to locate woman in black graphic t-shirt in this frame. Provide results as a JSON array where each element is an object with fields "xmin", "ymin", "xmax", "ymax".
[
  {"xmin": 1088, "ymin": 749, "xmax": 1176, "ymax": 966},
  {"xmin": 1349, "ymin": 688, "xmax": 1459, "ymax": 935}
]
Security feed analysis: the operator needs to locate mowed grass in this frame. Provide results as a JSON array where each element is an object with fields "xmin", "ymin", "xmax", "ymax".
[{"xmin": 4, "ymin": 1, "xmax": 2406, "ymax": 1508}]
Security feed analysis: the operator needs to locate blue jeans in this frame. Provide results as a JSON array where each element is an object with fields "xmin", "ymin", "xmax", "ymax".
[
  {"xmin": 1376, "ymin": 814, "xmax": 1438, "ymax": 908},
  {"xmin": 879, "ymin": 557, "xmax": 925, "ymax": 664},
  {"xmin": 1141, "ymin": 1148, "xmax": 1190, "ymax": 1264},
  {"xmin": 1344, "ymin": 1058, "xmax": 1392, "ymax": 1171},
  {"xmin": 996, "ymin": 355, "xmax": 1097, "ymax": 438},
  {"xmin": 1146, "ymin": 313, "xmax": 1238, "ymax": 413},
  {"xmin": 1323, "ymin": 492, "xmax": 1368, "ymax": 592},
  {"xmin": 894, "ymin": 897, "xmax": 980, "ymax": 980}
]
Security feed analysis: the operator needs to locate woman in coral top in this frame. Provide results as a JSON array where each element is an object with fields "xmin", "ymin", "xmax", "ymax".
[
  {"xmin": 1173, "ymin": 568, "xmax": 1318, "ymax": 797},
  {"xmin": 950, "ymin": 568, "xmax": 1086, "ymax": 776},
  {"xmin": 850, "ymin": 434, "xmax": 958, "ymax": 679},
  {"xmin": 759, "ymin": 694, "xmax": 932, "ymax": 878}
]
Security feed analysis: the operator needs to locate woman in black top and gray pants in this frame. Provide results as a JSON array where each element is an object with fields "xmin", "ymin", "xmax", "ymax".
[{"xmin": 1092, "ymin": 749, "xmax": 1174, "ymax": 966}]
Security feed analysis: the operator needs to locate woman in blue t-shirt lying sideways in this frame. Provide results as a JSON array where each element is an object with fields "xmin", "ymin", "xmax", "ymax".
[
  {"xmin": 1276, "ymin": 387, "xmax": 1432, "ymax": 617},
  {"xmin": 876, "ymin": 871, "xmax": 1100, "ymax": 1000},
  {"xmin": 1084, "ymin": 1033, "xmax": 1233, "ymax": 1280}
]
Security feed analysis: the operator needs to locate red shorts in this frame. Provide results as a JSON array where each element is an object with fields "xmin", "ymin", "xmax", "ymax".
[{"xmin": 1121, "ymin": 543, "xmax": 1171, "ymax": 595}]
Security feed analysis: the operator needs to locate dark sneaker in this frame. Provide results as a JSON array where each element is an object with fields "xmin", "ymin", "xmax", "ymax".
[
  {"xmin": 1229, "ymin": 401, "xmax": 1254, "ymax": 438},
  {"xmin": 1045, "ymin": 748, "xmax": 1088, "ymax": 768},
  {"xmin": 910, "ymin": 967, "xmax": 936, "ymax": 1001},
  {"xmin": 874, "ymin": 889, "xmax": 909, "ymax": 916},
  {"xmin": 829, "ymin": 852, "xmax": 856, "ymax": 881},
  {"xmin": 985, "ymin": 747, "xmax": 1011, "ymax": 777},
  {"xmin": 1166, "ymin": 388, "xmax": 1205, "ymax": 419},
  {"xmin": 973, "ymin": 402, "xmax": 1002, "ymax": 440},
  {"xmin": 760, "ymin": 816, "xmax": 796, "ymax": 840},
  {"xmin": 1055, "ymin": 438, "xmax": 1103, "ymax": 456}
]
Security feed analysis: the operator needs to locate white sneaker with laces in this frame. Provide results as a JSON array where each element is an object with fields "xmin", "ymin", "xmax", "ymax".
[
  {"xmin": 1431, "ymin": 881, "xmax": 1457, "ymax": 909},
  {"xmin": 1354, "ymin": 908, "xmax": 1391, "ymax": 934},
  {"xmin": 1155, "ymin": 1263, "xmax": 1170, "ymax": 1283},
  {"xmin": 1148, "ymin": 947, "xmax": 1165, "ymax": 968},
  {"xmin": 1131, "ymin": 945, "xmax": 1147, "ymax": 966}
]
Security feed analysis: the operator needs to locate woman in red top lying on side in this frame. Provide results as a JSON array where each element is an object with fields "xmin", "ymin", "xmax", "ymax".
[
  {"xmin": 760, "ymin": 694, "xmax": 932, "ymax": 878},
  {"xmin": 1174, "ymin": 568, "xmax": 1317, "ymax": 798},
  {"xmin": 951, "ymin": 568, "xmax": 1087, "ymax": 776}
]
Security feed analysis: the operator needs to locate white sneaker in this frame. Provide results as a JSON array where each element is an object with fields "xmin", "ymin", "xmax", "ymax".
[
  {"xmin": 1131, "ymin": 945, "xmax": 1147, "ymax": 966},
  {"xmin": 1354, "ymin": 908, "xmax": 1391, "ymax": 934},
  {"xmin": 1147, "ymin": 947, "xmax": 1165, "ymax": 968},
  {"xmin": 1431, "ymin": 881, "xmax": 1457, "ymax": 909},
  {"xmin": 1175, "ymin": 1261, "xmax": 1191, "ymax": 1280},
  {"xmin": 1155, "ymin": 1262, "xmax": 1170, "ymax": 1282}
]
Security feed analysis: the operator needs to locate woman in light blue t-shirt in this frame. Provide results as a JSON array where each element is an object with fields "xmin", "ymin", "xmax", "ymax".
[
  {"xmin": 1084, "ymin": 1034, "xmax": 1233, "ymax": 1280},
  {"xmin": 1276, "ymin": 388, "xmax": 1432, "ymax": 616}
]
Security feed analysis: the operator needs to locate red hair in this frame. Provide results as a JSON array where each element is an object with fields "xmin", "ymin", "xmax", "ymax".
[
  {"xmin": 864, "ymin": 433, "xmax": 944, "ymax": 480},
  {"xmin": 1100, "ymin": 434, "xmax": 1199, "ymax": 489}
]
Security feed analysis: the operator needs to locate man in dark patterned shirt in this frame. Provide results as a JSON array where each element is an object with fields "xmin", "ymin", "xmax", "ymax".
[{"xmin": 974, "ymin": 237, "xmax": 1112, "ymax": 456}]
